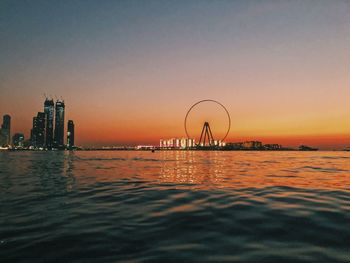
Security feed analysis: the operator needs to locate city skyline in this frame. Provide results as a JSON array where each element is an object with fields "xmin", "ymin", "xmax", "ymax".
[
  {"xmin": 1, "ymin": 1, "xmax": 350, "ymax": 149},
  {"xmin": 0, "ymin": 97, "xmax": 75, "ymax": 150}
]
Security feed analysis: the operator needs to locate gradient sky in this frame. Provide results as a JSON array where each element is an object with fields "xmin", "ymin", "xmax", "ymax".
[{"xmin": 1, "ymin": 0, "xmax": 350, "ymax": 149}]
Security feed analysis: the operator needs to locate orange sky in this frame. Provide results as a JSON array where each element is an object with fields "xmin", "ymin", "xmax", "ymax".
[{"xmin": 1, "ymin": 1, "xmax": 350, "ymax": 149}]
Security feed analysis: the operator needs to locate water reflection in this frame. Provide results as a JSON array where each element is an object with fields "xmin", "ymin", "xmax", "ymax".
[
  {"xmin": 30, "ymin": 151, "xmax": 77, "ymax": 194},
  {"xmin": 4, "ymin": 151, "xmax": 349, "ymax": 191},
  {"xmin": 63, "ymin": 150, "xmax": 350, "ymax": 190},
  {"xmin": 159, "ymin": 151, "xmax": 227, "ymax": 186},
  {"xmin": 156, "ymin": 151, "xmax": 350, "ymax": 190}
]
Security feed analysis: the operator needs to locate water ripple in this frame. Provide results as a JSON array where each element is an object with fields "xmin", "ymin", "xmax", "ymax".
[{"xmin": 1, "ymin": 151, "xmax": 350, "ymax": 262}]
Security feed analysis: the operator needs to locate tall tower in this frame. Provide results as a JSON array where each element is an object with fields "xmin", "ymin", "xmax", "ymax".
[
  {"xmin": 54, "ymin": 100, "xmax": 65, "ymax": 149},
  {"xmin": 44, "ymin": 99, "xmax": 54, "ymax": 150},
  {"xmin": 1, "ymin": 114, "xmax": 11, "ymax": 146},
  {"xmin": 31, "ymin": 112, "xmax": 46, "ymax": 148},
  {"xmin": 67, "ymin": 120, "xmax": 75, "ymax": 150},
  {"xmin": 30, "ymin": 116, "xmax": 38, "ymax": 148},
  {"xmin": 36, "ymin": 112, "xmax": 46, "ymax": 148}
]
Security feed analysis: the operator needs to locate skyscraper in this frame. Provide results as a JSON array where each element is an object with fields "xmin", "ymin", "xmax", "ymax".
[
  {"xmin": 54, "ymin": 100, "xmax": 65, "ymax": 149},
  {"xmin": 0, "ymin": 114, "xmax": 11, "ymax": 146},
  {"xmin": 67, "ymin": 120, "xmax": 75, "ymax": 150},
  {"xmin": 30, "ymin": 116, "xmax": 37, "ymax": 147},
  {"xmin": 31, "ymin": 112, "xmax": 45, "ymax": 148},
  {"xmin": 44, "ymin": 99, "xmax": 54, "ymax": 149}
]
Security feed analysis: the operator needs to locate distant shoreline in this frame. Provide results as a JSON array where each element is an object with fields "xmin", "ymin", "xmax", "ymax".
[{"xmin": 1, "ymin": 148, "xmax": 349, "ymax": 152}]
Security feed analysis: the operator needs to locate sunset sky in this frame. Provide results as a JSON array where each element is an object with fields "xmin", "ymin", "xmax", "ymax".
[{"xmin": 1, "ymin": 0, "xmax": 350, "ymax": 149}]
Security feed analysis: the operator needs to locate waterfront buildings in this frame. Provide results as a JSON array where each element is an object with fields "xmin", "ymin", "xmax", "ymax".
[
  {"xmin": 12, "ymin": 133, "xmax": 24, "ymax": 147},
  {"xmin": 198, "ymin": 140, "xmax": 226, "ymax": 147},
  {"xmin": 54, "ymin": 100, "xmax": 65, "ymax": 149},
  {"xmin": 136, "ymin": 145, "xmax": 155, "ymax": 150},
  {"xmin": 29, "ymin": 98, "xmax": 72, "ymax": 150},
  {"xmin": 299, "ymin": 145, "xmax": 318, "ymax": 151},
  {"xmin": 264, "ymin": 144, "xmax": 282, "ymax": 150},
  {"xmin": 67, "ymin": 120, "xmax": 75, "ymax": 150},
  {"xmin": 30, "ymin": 112, "xmax": 46, "ymax": 148},
  {"xmin": 44, "ymin": 99, "xmax": 54, "ymax": 149},
  {"xmin": 242, "ymin": 141, "xmax": 263, "ymax": 149},
  {"xmin": 0, "ymin": 114, "xmax": 11, "ymax": 146},
  {"xmin": 1, "ymin": 98, "xmax": 74, "ymax": 150},
  {"xmin": 159, "ymin": 138, "xmax": 227, "ymax": 149},
  {"xmin": 225, "ymin": 141, "xmax": 286, "ymax": 150},
  {"xmin": 159, "ymin": 138, "xmax": 195, "ymax": 149}
]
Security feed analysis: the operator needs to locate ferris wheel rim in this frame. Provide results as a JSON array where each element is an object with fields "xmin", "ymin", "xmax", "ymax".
[{"xmin": 184, "ymin": 99, "xmax": 231, "ymax": 143}]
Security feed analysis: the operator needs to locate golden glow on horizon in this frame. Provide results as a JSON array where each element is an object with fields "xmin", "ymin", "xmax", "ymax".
[{"xmin": 1, "ymin": 1, "xmax": 350, "ymax": 149}]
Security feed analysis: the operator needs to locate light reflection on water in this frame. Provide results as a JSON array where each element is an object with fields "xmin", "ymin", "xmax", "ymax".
[
  {"xmin": 1, "ymin": 151, "xmax": 350, "ymax": 262},
  {"xmin": 61, "ymin": 150, "xmax": 350, "ymax": 190}
]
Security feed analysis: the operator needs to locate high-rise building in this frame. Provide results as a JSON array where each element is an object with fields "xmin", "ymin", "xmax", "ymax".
[
  {"xmin": 31, "ymin": 112, "xmax": 46, "ymax": 148},
  {"xmin": 0, "ymin": 130, "xmax": 5, "ymax": 146},
  {"xmin": 54, "ymin": 100, "xmax": 65, "ymax": 148},
  {"xmin": 0, "ymin": 114, "xmax": 11, "ymax": 146},
  {"xmin": 30, "ymin": 117, "xmax": 37, "ymax": 147},
  {"xmin": 12, "ymin": 133, "xmax": 24, "ymax": 147},
  {"xmin": 44, "ymin": 99, "xmax": 54, "ymax": 149},
  {"xmin": 67, "ymin": 120, "xmax": 75, "ymax": 150}
]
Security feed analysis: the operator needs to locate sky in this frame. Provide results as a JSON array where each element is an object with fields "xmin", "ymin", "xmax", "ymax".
[{"xmin": 1, "ymin": 0, "xmax": 350, "ymax": 149}]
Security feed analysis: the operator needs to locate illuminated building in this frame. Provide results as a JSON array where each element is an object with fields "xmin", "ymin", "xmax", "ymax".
[
  {"xmin": 12, "ymin": 133, "xmax": 24, "ymax": 147},
  {"xmin": 67, "ymin": 120, "xmax": 75, "ymax": 150},
  {"xmin": 175, "ymin": 138, "xmax": 180, "ymax": 148},
  {"xmin": 31, "ymin": 112, "xmax": 46, "ymax": 148},
  {"xmin": 212, "ymin": 140, "xmax": 225, "ymax": 147},
  {"xmin": 44, "ymin": 99, "xmax": 54, "ymax": 149},
  {"xmin": 54, "ymin": 100, "xmax": 65, "ymax": 149},
  {"xmin": 0, "ymin": 114, "xmax": 11, "ymax": 146},
  {"xmin": 180, "ymin": 138, "xmax": 187, "ymax": 148},
  {"xmin": 30, "ymin": 118, "xmax": 36, "ymax": 146},
  {"xmin": 188, "ymin": 138, "xmax": 196, "ymax": 148},
  {"xmin": 159, "ymin": 138, "xmax": 195, "ymax": 149}
]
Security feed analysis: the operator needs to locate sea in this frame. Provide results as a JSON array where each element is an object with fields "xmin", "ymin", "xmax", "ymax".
[{"xmin": 1, "ymin": 150, "xmax": 350, "ymax": 262}]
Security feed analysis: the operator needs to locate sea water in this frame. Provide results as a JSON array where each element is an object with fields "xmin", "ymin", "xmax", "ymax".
[{"xmin": 1, "ymin": 151, "xmax": 350, "ymax": 262}]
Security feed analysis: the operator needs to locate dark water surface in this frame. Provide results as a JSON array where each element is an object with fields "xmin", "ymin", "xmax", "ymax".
[{"xmin": 1, "ymin": 151, "xmax": 350, "ymax": 262}]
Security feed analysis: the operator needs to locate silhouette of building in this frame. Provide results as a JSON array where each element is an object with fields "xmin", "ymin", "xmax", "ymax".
[
  {"xmin": 264, "ymin": 144, "xmax": 282, "ymax": 150},
  {"xmin": 30, "ymin": 118, "xmax": 37, "ymax": 147},
  {"xmin": 67, "ymin": 120, "xmax": 75, "ymax": 150},
  {"xmin": 12, "ymin": 133, "xmax": 24, "ymax": 147},
  {"xmin": 242, "ymin": 141, "xmax": 263, "ymax": 149},
  {"xmin": 54, "ymin": 100, "xmax": 65, "ymax": 149},
  {"xmin": 0, "ymin": 114, "xmax": 11, "ymax": 146},
  {"xmin": 225, "ymin": 142, "xmax": 243, "ymax": 150},
  {"xmin": 30, "ymin": 112, "xmax": 46, "ymax": 148},
  {"xmin": 299, "ymin": 145, "xmax": 318, "ymax": 151},
  {"xmin": 225, "ymin": 141, "xmax": 285, "ymax": 150},
  {"xmin": 44, "ymin": 99, "xmax": 54, "ymax": 149}
]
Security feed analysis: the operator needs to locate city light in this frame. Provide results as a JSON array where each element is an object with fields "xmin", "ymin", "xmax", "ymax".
[{"xmin": 0, "ymin": 98, "xmax": 76, "ymax": 150}]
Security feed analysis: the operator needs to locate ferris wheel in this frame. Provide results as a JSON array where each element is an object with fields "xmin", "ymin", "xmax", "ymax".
[{"xmin": 184, "ymin": 99, "xmax": 231, "ymax": 147}]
